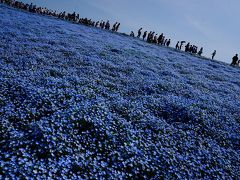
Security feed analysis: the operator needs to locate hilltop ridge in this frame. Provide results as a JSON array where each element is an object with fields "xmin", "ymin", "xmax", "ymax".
[{"xmin": 0, "ymin": 4, "xmax": 239, "ymax": 179}]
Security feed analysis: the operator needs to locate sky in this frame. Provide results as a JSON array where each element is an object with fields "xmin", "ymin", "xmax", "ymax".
[{"xmin": 20, "ymin": 0, "xmax": 240, "ymax": 63}]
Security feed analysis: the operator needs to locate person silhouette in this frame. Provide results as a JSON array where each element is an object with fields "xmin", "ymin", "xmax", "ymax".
[
  {"xmin": 198, "ymin": 47, "xmax": 203, "ymax": 56},
  {"xmin": 137, "ymin": 28, "xmax": 142, "ymax": 38},
  {"xmin": 180, "ymin": 41, "xmax": 185, "ymax": 50},
  {"xmin": 95, "ymin": 21, "xmax": 99, "ymax": 27},
  {"xmin": 212, "ymin": 50, "xmax": 216, "ymax": 59},
  {"xmin": 231, "ymin": 54, "xmax": 238, "ymax": 66},
  {"xmin": 29, "ymin": 3, "xmax": 33, "ymax": 12},
  {"xmin": 166, "ymin": 39, "xmax": 171, "ymax": 47},
  {"xmin": 175, "ymin": 41, "xmax": 179, "ymax": 49},
  {"xmin": 105, "ymin": 20, "xmax": 110, "ymax": 30},
  {"xmin": 147, "ymin": 31, "xmax": 152, "ymax": 42},
  {"xmin": 185, "ymin": 43, "xmax": 190, "ymax": 52},
  {"xmin": 158, "ymin": 33, "xmax": 163, "ymax": 45},
  {"xmin": 116, "ymin": 23, "xmax": 120, "ymax": 32},
  {"xmin": 112, "ymin": 22, "xmax": 117, "ymax": 31},
  {"xmin": 130, "ymin": 31, "xmax": 135, "ymax": 37},
  {"xmin": 163, "ymin": 39, "xmax": 167, "ymax": 46},
  {"xmin": 142, "ymin": 31, "xmax": 147, "ymax": 41},
  {"xmin": 153, "ymin": 34, "xmax": 158, "ymax": 44}
]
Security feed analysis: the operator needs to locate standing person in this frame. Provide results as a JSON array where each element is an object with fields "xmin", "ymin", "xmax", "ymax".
[
  {"xmin": 142, "ymin": 31, "xmax": 147, "ymax": 41},
  {"xmin": 175, "ymin": 41, "xmax": 179, "ymax": 49},
  {"xmin": 147, "ymin": 31, "xmax": 152, "ymax": 42},
  {"xmin": 100, "ymin": 21, "xmax": 103, "ymax": 28},
  {"xmin": 180, "ymin": 41, "xmax": 185, "ymax": 50},
  {"xmin": 163, "ymin": 39, "xmax": 168, "ymax": 46},
  {"xmin": 95, "ymin": 21, "xmax": 99, "ymax": 27},
  {"xmin": 153, "ymin": 34, "xmax": 158, "ymax": 44},
  {"xmin": 212, "ymin": 50, "xmax": 216, "ymax": 59},
  {"xmin": 198, "ymin": 47, "xmax": 203, "ymax": 56},
  {"xmin": 231, "ymin": 54, "xmax": 238, "ymax": 66},
  {"xmin": 130, "ymin": 31, "xmax": 135, "ymax": 37},
  {"xmin": 116, "ymin": 23, "xmax": 120, "ymax": 32},
  {"xmin": 161, "ymin": 36, "xmax": 165, "ymax": 45},
  {"xmin": 29, "ymin": 3, "xmax": 33, "ymax": 12},
  {"xmin": 137, "ymin": 28, "xmax": 142, "ymax": 38},
  {"xmin": 112, "ymin": 22, "xmax": 117, "ymax": 31},
  {"xmin": 151, "ymin": 32, "xmax": 155, "ymax": 43},
  {"xmin": 185, "ymin": 43, "xmax": 190, "ymax": 52},
  {"xmin": 157, "ymin": 33, "xmax": 163, "ymax": 45},
  {"xmin": 105, "ymin": 20, "xmax": 110, "ymax": 30},
  {"xmin": 166, "ymin": 39, "xmax": 171, "ymax": 47},
  {"xmin": 101, "ymin": 21, "xmax": 105, "ymax": 29}
]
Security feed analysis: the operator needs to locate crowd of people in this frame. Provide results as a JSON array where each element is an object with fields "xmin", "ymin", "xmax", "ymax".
[
  {"xmin": 132, "ymin": 28, "xmax": 220, "ymax": 61},
  {"xmin": 175, "ymin": 42, "xmax": 218, "ymax": 61},
  {"xmin": 1, "ymin": 0, "xmax": 239, "ymax": 67},
  {"xmin": 131, "ymin": 28, "xmax": 171, "ymax": 47},
  {"xmin": 131, "ymin": 26, "xmax": 240, "ymax": 66},
  {"xmin": 0, "ymin": 0, "xmax": 121, "ymax": 31}
]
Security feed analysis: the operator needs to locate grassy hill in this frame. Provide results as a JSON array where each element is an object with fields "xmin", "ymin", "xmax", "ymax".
[{"xmin": 0, "ymin": 4, "xmax": 239, "ymax": 179}]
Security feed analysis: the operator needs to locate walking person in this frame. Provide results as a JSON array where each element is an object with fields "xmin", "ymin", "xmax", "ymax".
[
  {"xmin": 116, "ymin": 23, "xmax": 120, "ymax": 32},
  {"xmin": 231, "ymin": 54, "xmax": 238, "ymax": 66},
  {"xmin": 166, "ymin": 39, "xmax": 171, "ymax": 47},
  {"xmin": 142, "ymin": 31, "xmax": 147, "ymax": 41},
  {"xmin": 137, "ymin": 28, "xmax": 142, "ymax": 38},
  {"xmin": 198, "ymin": 47, "xmax": 203, "ymax": 56},
  {"xmin": 212, "ymin": 50, "xmax": 216, "ymax": 60},
  {"xmin": 130, "ymin": 31, "xmax": 135, "ymax": 37},
  {"xmin": 175, "ymin": 41, "xmax": 179, "ymax": 49},
  {"xmin": 158, "ymin": 33, "xmax": 163, "ymax": 45}
]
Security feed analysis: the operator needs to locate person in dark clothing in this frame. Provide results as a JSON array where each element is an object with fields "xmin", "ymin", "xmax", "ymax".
[
  {"xmin": 192, "ymin": 45, "xmax": 197, "ymax": 54},
  {"xmin": 116, "ymin": 23, "xmax": 120, "ymax": 32},
  {"xmin": 130, "ymin": 31, "xmax": 135, "ymax": 37},
  {"xmin": 175, "ymin": 41, "xmax": 179, "ymax": 49},
  {"xmin": 193, "ymin": 46, "xmax": 198, "ymax": 54},
  {"xmin": 102, "ymin": 21, "xmax": 105, "ymax": 29},
  {"xmin": 180, "ymin": 41, "xmax": 185, "ymax": 50},
  {"xmin": 112, "ymin": 22, "xmax": 117, "ymax": 31},
  {"xmin": 29, "ymin": 3, "xmax": 34, "ymax": 12},
  {"xmin": 147, "ymin": 31, "xmax": 152, "ymax": 42},
  {"xmin": 137, "ymin": 28, "xmax": 142, "ymax": 38},
  {"xmin": 95, "ymin": 21, "xmax": 99, "ymax": 27},
  {"xmin": 185, "ymin": 43, "xmax": 190, "ymax": 52},
  {"xmin": 212, "ymin": 50, "xmax": 216, "ymax": 59},
  {"xmin": 153, "ymin": 34, "xmax": 158, "ymax": 44},
  {"xmin": 161, "ymin": 36, "xmax": 165, "ymax": 45},
  {"xmin": 59, "ymin": 11, "xmax": 66, "ymax": 19},
  {"xmin": 158, "ymin": 33, "xmax": 163, "ymax": 45},
  {"xmin": 142, "ymin": 31, "xmax": 147, "ymax": 41},
  {"xmin": 198, "ymin": 47, "xmax": 203, "ymax": 56},
  {"xmin": 163, "ymin": 38, "xmax": 168, "ymax": 46},
  {"xmin": 100, "ymin": 21, "xmax": 103, "ymax": 28},
  {"xmin": 151, "ymin": 32, "xmax": 155, "ymax": 43},
  {"xmin": 76, "ymin": 14, "xmax": 80, "ymax": 21},
  {"xmin": 167, "ymin": 39, "xmax": 171, "ymax": 47},
  {"xmin": 147, "ymin": 32, "xmax": 154, "ymax": 43},
  {"xmin": 67, "ymin": 12, "xmax": 76, "ymax": 21},
  {"xmin": 166, "ymin": 39, "xmax": 171, "ymax": 47},
  {"xmin": 231, "ymin": 54, "xmax": 238, "ymax": 66},
  {"xmin": 105, "ymin": 20, "xmax": 110, "ymax": 30}
]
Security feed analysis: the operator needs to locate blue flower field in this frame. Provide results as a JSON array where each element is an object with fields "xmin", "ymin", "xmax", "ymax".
[{"xmin": 0, "ymin": 4, "xmax": 239, "ymax": 179}]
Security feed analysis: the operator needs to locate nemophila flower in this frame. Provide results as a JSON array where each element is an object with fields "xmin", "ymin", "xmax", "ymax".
[{"xmin": 0, "ymin": 3, "xmax": 240, "ymax": 179}]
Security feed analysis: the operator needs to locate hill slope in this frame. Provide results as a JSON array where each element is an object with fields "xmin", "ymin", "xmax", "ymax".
[{"xmin": 0, "ymin": 4, "xmax": 239, "ymax": 179}]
